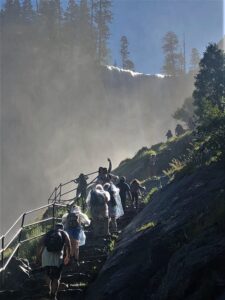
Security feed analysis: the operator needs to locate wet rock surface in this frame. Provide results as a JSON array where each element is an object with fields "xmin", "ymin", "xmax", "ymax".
[{"xmin": 86, "ymin": 163, "xmax": 225, "ymax": 300}]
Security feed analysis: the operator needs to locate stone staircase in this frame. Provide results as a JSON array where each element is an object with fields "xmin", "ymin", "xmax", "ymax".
[{"xmin": 0, "ymin": 207, "xmax": 138, "ymax": 300}]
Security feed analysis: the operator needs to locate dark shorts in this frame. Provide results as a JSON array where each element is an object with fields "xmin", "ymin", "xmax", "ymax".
[{"xmin": 44, "ymin": 265, "xmax": 62, "ymax": 280}]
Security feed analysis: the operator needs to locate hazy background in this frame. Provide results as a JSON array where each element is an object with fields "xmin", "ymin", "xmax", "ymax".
[{"xmin": 0, "ymin": 0, "xmax": 224, "ymax": 234}]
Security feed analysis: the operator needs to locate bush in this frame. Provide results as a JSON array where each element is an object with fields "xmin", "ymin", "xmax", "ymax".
[{"xmin": 143, "ymin": 187, "xmax": 158, "ymax": 204}]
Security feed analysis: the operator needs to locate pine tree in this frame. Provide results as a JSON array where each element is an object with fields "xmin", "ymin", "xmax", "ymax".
[
  {"xmin": 162, "ymin": 31, "xmax": 181, "ymax": 76},
  {"xmin": 21, "ymin": 0, "xmax": 34, "ymax": 23},
  {"xmin": 78, "ymin": 0, "xmax": 96, "ymax": 55},
  {"xmin": 193, "ymin": 43, "xmax": 225, "ymax": 121},
  {"xmin": 120, "ymin": 35, "xmax": 135, "ymax": 70},
  {"xmin": 4, "ymin": 0, "xmax": 21, "ymax": 22},
  {"xmin": 120, "ymin": 35, "xmax": 129, "ymax": 68},
  {"xmin": 64, "ymin": 0, "xmax": 79, "ymax": 45},
  {"xmin": 189, "ymin": 48, "xmax": 200, "ymax": 74},
  {"xmin": 93, "ymin": 0, "xmax": 112, "ymax": 64}
]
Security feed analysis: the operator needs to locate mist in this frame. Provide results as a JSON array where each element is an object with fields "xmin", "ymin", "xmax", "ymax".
[{"xmin": 0, "ymin": 2, "xmax": 195, "ymax": 234}]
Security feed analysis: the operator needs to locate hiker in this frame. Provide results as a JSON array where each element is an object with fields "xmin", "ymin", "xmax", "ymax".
[
  {"xmin": 62, "ymin": 205, "xmax": 91, "ymax": 266},
  {"xmin": 96, "ymin": 158, "xmax": 118, "ymax": 185},
  {"xmin": 175, "ymin": 124, "xmax": 185, "ymax": 136},
  {"xmin": 116, "ymin": 176, "xmax": 132, "ymax": 212},
  {"xmin": 37, "ymin": 223, "xmax": 71, "ymax": 300},
  {"xmin": 86, "ymin": 184, "xmax": 110, "ymax": 237},
  {"xmin": 166, "ymin": 129, "xmax": 173, "ymax": 140},
  {"xmin": 74, "ymin": 173, "xmax": 89, "ymax": 211},
  {"xmin": 130, "ymin": 179, "xmax": 146, "ymax": 210},
  {"xmin": 103, "ymin": 182, "xmax": 124, "ymax": 233}
]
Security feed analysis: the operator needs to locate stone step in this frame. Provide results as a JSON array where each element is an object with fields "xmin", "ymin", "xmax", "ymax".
[{"xmin": 61, "ymin": 273, "xmax": 91, "ymax": 284}]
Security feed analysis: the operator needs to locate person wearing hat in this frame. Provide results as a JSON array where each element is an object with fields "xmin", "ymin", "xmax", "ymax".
[{"xmin": 62, "ymin": 205, "xmax": 91, "ymax": 266}]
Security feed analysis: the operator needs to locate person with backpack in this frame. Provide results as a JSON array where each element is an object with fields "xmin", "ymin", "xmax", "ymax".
[
  {"xmin": 87, "ymin": 184, "xmax": 110, "ymax": 237},
  {"xmin": 62, "ymin": 205, "xmax": 91, "ymax": 266},
  {"xmin": 38, "ymin": 223, "xmax": 71, "ymax": 300},
  {"xmin": 130, "ymin": 179, "xmax": 146, "ymax": 210}
]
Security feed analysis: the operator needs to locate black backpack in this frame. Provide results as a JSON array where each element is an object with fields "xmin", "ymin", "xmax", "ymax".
[
  {"xmin": 44, "ymin": 229, "xmax": 65, "ymax": 252},
  {"xmin": 90, "ymin": 190, "xmax": 105, "ymax": 207},
  {"xmin": 67, "ymin": 212, "xmax": 80, "ymax": 229},
  {"xmin": 109, "ymin": 187, "xmax": 117, "ymax": 207}
]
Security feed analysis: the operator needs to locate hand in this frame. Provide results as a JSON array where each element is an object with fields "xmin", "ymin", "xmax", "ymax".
[
  {"xmin": 64, "ymin": 256, "xmax": 70, "ymax": 265},
  {"xmin": 107, "ymin": 158, "xmax": 111, "ymax": 162},
  {"xmin": 36, "ymin": 256, "xmax": 41, "ymax": 266}
]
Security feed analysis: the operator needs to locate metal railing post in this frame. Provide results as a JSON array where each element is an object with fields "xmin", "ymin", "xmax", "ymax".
[
  {"xmin": 54, "ymin": 187, "xmax": 57, "ymax": 202},
  {"xmin": 52, "ymin": 203, "xmax": 55, "ymax": 229},
  {"xmin": 16, "ymin": 213, "xmax": 26, "ymax": 257},
  {"xmin": 1, "ymin": 236, "xmax": 5, "ymax": 288},
  {"xmin": 59, "ymin": 184, "xmax": 62, "ymax": 202}
]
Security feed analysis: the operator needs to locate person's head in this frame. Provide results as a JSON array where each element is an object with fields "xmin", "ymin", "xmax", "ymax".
[
  {"xmin": 103, "ymin": 182, "xmax": 110, "ymax": 191},
  {"xmin": 98, "ymin": 167, "xmax": 104, "ymax": 174},
  {"xmin": 55, "ymin": 223, "xmax": 64, "ymax": 230},
  {"xmin": 120, "ymin": 176, "xmax": 126, "ymax": 183},
  {"xmin": 71, "ymin": 204, "xmax": 81, "ymax": 213},
  {"xmin": 131, "ymin": 179, "xmax": 139, "ymax": 185},
  {"xmin": 79, "ymin": 173, "xmax": 85, "ymax": 179},
  {"xmin": 95, "ymin": 184, "xmax": 103, "ymax": 191}
]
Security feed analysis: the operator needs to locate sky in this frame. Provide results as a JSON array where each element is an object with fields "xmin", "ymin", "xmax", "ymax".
[{"xmin": 109, "ymin": 0, "xmax": 224, "ymax": 74}]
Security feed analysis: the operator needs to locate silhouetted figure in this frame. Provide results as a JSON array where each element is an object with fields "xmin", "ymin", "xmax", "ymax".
[
  {"xmin": 87, "ymin": 184, "xmax": 110, "ymax": 237},
  {"xmin": 97, "ymin": 158, "xmax": 118, "ymax": 185},
  {"xmin": 75, "ymin": 173, "xmax": 88, "ymax": 211},
  {"xmin": 62, "ymin": 205, "xmax": 90, "ymax": 267},
  {"xmin": 130, "ymin": 179, "xmax": 146, "ymax": 210},
  {"xmin": 103, "ymin": 183, "xmax": 118, "ymax": 233},
  {"xmin": 175, "ymin": 124, "xmax": 185, "ymax": 136},
  {"xmin": 166, "ymin": 129, "xmax": 173, "ymax": 140},
  {"xmin": 116, "ymin": 176, "xmax": 132, "ymax": 212},
  {"xmin": 37, "ymin": 223, "xmax": 71, "ymax": 300}
]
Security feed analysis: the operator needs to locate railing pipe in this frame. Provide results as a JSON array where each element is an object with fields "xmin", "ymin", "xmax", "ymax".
[
  {"xmin": 16, "ymin": 213, "xmax": 26, "ymax": 257},
  {"xmin": 4, "ymin": 228, "xmax": 22, "ymax": 251},
  {"xmin": 59, "ymin": 184, "xmax": 62, "ymax": 201},
  {"xmin": 54, "ymin": 187, "xmax": 57, "ymax": 202},
  {"xmin": 1, "ymin": 236, "xmax": 4, "ymax": 270},
  {"xmin": 23, "ymin": 217, "xmax": 53, "ymax": 229},
  {"xmin": 3, "ymin": 214, "xmax": 23, "ymax": 238},
  {"xmin": 61, "ymin": 187, "xmax": 77, "ymax": 197},
  {"xmin": 25, "ymin": 203, "xmax": 52, "ymax": 215},
  {"xmin": 52, "ymin": 203, "xmax": 55, "ymax": 228}
]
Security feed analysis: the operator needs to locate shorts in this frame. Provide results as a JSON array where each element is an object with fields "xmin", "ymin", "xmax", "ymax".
[
  {"xmin": 44, "ymin": 265, "xmax": 62, "ymax": 280},
  {"xmin": 67, "ymin": 227, "xmax": 81, "ymax": 240}
]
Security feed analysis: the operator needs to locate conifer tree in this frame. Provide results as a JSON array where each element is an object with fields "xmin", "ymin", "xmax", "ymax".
[
  {"xmin": 78, "ymin": 0, "xmax": 96, "ymax": 55},
  {"xmin": 93, "ymin": 0, "xmax": 112, "ymax": 63},
  {"xmin": 21, "ymin": 0, "xmax": 34, "ymax": 23},
  {"xmin": 189, "ymin": 48, "xmax": 200, "ymax": 74},
  {"xmin": 120, "ymin": 35, "xmax": 135, "ymax": 70},
  {"xmin": 64, "ymin": 0, "xmax": 79, "ymax": 46},
  {"xmin": 193, "ymin": 43, "xmax": 225, "ymax": 121},
  {"xmin": 162, "ymin": 31, "xmax": 182, "ymax": 76}
]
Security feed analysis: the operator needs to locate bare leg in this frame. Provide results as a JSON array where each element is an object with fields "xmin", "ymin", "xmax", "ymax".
[{"xmin": 51, "ymin": 278, "xmax": 60, "ymax": 298}]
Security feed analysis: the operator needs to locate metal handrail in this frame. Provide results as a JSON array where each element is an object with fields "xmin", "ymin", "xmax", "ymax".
[
  {"xmin": 0, "ymin": 202, "xmax": 68, "ymax": 288},
  {"xmin": 0, "ymin": 166, "xmax": 100, "ymax": 287}
]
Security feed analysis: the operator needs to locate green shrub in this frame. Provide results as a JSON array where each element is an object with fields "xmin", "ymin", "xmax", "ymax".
[{"xmin": 143, "ymin": 187, "xmax": 158, "ymax": 204}]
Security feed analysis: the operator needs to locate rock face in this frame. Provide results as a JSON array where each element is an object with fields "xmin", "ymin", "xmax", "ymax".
[{"xmin": 86, "ymin": 163, "xmax": 225, "ymax": 300}]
